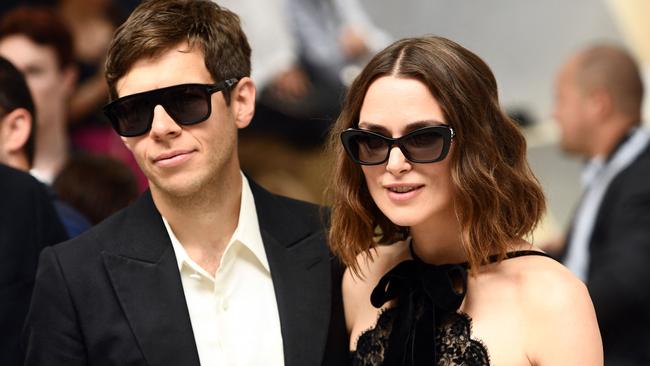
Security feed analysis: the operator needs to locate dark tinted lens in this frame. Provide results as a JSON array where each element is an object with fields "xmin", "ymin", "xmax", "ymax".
[
  {"xmin": 354, "ymin": 134, "xmax": 388, "ymax": 163},
  {"xmin": 108, "ymin": 96, "xmax": 153, "ymax": 137},
  {"xmin": 402, "ymin": 129, "xmax": 444, "ymax": 161},
  {"xmin": 162, "ymin": 85, "xmax": 210, "ymax": 125}
]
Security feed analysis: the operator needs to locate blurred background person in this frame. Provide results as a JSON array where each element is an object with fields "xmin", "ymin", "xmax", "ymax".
[
  {"xmin": 222, "ymin": 0, "xmax": 390, "ymax": 203},
  {"xmin": 553, "ymin": 44, "xmax": 650, "ymax": 365},
  {"xmin": 0, "ymin": 55, "xmax": 89, "ymax": 237},
  {"xmin": 56, "ymin": 0, "xmax": 147, "ymax": 191},
  {"xmin": 58, "ymin": 0, "xmax": 123, "ymax": 125},
  {"xmin": 0, "ymin": 6, "xmax": 76, "ymax": 185},
  {"xmin": 53, "ymin": 153, "xmax": 138, "ymax": 225},
  {"xmin": 0, "ymin": 4, "xmax": 146, "ymax": 191},
  {"xmin": 0, "ymin": 53, "xmax": 68, "ymax": 366},
  {"xmin": 281, "ymin": 0, "xmax": 390, "ymax": 124}
]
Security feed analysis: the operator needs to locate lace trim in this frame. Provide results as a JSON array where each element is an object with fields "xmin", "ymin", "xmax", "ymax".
[{"xmin": 351, "ymin": 307, "xmax": 490, "ymax": 365}]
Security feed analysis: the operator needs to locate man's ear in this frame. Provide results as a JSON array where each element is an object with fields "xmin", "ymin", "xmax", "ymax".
[
  {"xmin": 231, "ymin": 77, "xmax": 256, "ymax": 129},
  {"xmin": 0, "ymin": 108, "xmax": 32, "ymax": 154},
  {"xmin": 587, "ymin": 87, "xmax": 613, "ymax": 119}
]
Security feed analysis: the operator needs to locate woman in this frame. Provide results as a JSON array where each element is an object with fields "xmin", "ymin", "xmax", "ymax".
[{"xmin": 327, "ymin": 36, "xmax": 602, "ymax": 365}]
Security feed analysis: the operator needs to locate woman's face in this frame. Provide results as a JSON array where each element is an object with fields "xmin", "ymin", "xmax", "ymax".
[{"xmin": 358, "ymin": 76, "xmax": 455, "ymax": 228}]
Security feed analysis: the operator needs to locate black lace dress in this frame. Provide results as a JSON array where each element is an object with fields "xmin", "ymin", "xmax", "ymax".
[{"xmin": 350, "ymin": 246, "xmax": 551, "ymax": 366}]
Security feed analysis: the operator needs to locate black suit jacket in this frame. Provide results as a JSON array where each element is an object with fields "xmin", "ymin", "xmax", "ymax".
[
  {"xmin": 23, "ymin": 181, "xmax": 347, "ymax": 366},
  {"xmin": 570, "ymin": 144, "xmax": 650, "ymax": 365},
  {"xmin": 0, "ymin": 165, "xmax": 68, "ymax": 366}
]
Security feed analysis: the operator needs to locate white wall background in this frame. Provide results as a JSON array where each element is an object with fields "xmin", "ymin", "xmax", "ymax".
[{"xmin": 359, "ymin": 0, "xmax": 623, "ymax": 125}]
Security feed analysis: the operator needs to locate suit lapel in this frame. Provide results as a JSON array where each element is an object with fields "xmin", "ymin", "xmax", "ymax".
[
  {"xmin": 251, "ymin": 182, "xmax": 332, "ymax": 366},
  {"xmin": 102, "ymin": 192, "xmax": 200, "ymax": 366}
]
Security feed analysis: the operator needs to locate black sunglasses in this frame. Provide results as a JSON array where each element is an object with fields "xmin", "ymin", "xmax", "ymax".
[
  {"xmin": 103, "ymin": 78, "xmax": 238, "ymax": 137},
  {"xmin": 340, "ymin": 125, "xmax": 455, "ymax": 165}
]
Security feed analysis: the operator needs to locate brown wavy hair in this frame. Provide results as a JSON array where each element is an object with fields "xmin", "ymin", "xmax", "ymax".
[
  {"xmin": 327, "ymin": 36, "xmax": 545, "ymax": 273},
  {"xmin": 105, "ymin": 0, "xmax": 250, "ymax": 103}
]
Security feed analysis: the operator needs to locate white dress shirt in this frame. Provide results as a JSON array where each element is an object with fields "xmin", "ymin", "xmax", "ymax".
[
  {"xmin": 564, "ymin": 128, "xmax": 650, "ymax": 281},
  {"xmin": 163, "ymin": 173, "xmax": 284, "ymax": 366}
]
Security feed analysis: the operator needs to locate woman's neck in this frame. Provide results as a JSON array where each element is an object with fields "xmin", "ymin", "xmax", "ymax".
[{"xmin": 409, "ymin": 212, "xmax": 466, "ymax": 265}]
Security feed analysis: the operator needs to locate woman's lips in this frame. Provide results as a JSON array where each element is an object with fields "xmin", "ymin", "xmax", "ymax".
[{"xmin": 384, "ymin": 184, "xmax": 424, "ymax": 202}]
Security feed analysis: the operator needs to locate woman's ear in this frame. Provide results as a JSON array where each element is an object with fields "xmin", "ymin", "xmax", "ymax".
[{"xmin": 230, "ymin": 77, "xmax": 256, "ymax": 129}]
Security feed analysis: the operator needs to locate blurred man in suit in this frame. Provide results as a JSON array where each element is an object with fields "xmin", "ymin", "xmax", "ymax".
[{"xmin": 554, "ymin": 44, "xmax": 650, "ymax": 365}]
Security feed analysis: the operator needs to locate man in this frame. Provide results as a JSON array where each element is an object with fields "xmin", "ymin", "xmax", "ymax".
[
  {"xmin": 0, "ymin": 55, "xmax": 90, "ymax": 237},
  {"xmin": 554, "ymin": 44, "xmax": 650, "ymax": 364},
  {"xmin": 0, "ymin": 56, "xmax": 68, "ymax": 366},
  {"xmin": 0, "ymin": 7, "xmax": 77, "ymax": 185},
  {"xmin": 23, "ymin": 1, "xmax": 346, "ymax": 366}
]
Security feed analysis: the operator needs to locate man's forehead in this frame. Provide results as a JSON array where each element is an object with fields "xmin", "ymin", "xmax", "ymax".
[{"xmin": 115, "ymin": 45, "xmax": 211, "ymax": 98}]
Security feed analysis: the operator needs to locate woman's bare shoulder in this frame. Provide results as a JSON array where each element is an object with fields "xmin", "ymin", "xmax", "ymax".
[
  {"xmin": 492, "ymin": 251, "xmax": 603, "ymax": 364},
  {"xmin": 498, "ymin": 251, "xmax": 586, "ymax": 305}
]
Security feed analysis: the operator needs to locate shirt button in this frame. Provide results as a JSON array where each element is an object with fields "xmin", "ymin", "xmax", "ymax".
[{"xmin": 221, "ymin": 299, "xmax": 229, "ymax": 311}]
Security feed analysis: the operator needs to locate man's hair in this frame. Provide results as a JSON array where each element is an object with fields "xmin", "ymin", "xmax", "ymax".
[
  {"xmin": 327, "ymin": 36, "xmax": 545, "ymax": 274},
  {"xmin": 0, "ymin": 6, "xmax": 75, "ymax": 70},
  {"xmin": 0, "ymin": 56, "xmax": 36, "ymax": 165},
  {"xmin": 105, "ymin": 0, "xmax": 251, "ymax": 103},
  {"xmin": 576, "ymin": 44, "xmax": 643, "ymax": 120}
]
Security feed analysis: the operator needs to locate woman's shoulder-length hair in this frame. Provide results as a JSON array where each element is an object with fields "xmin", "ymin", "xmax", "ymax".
[{"xmin": 327, "ymin": 36, "xmax": 545, "ymax": 275}]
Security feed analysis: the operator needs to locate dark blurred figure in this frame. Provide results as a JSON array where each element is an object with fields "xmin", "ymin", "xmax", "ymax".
[
  {"xmin": 54, "ymin": 153, "xmax": 138, "ymax": 225},
  {"xmin": 553, "ymin": 44, "xmax": 650, "ymax": 365},
  {"xmin": 0, "ymin": 6, "xmax": 76, "ymax": 185},
  {"xmin": 0, "ymin": 0, "xmax": 56, "ymax": 16},
  {"xmin": 0, "ymin": 55, "xmax": 89, "ymax": 236},
  {"xmin": 0, "ymin": 48, "xmax": 68, "ymax": 366},
  {"xmin": 0, "ymin": 165, "xmax": 68, "ymax": 366}
]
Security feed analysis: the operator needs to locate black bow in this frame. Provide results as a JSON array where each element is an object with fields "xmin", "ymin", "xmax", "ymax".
[{"xmin": 370, "ymin": 258, "xmax": 468, "ymax": 365}]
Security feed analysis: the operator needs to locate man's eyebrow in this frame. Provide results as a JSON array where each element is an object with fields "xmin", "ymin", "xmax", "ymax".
[{"xmin": 357, "ymin": 120, "xmax": 446, "ymax": 136}]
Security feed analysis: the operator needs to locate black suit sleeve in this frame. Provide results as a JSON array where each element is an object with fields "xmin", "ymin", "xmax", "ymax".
[
  {"xmin": 23, "ymin": 247, "xmax": 87, "ymax": 366},
  {"xmin": 587, "ymin": 182, "xmax": 650, "ymax": 335}
]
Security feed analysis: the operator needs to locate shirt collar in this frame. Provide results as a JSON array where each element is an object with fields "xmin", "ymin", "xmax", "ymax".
[
  {"xmin": 163, "ymin": 172, "xmax": 270, "ymax": 273},
  {"xmin": 231, "ymin": 173, "xmax": 269, "ymax": 272},
  {"xmin": 581, "ymin": 156, "xmax": 606, "ymax": 187},
  {"xmin": 581, "ymin": 127, "xmax": 642, "ymax": 188}
]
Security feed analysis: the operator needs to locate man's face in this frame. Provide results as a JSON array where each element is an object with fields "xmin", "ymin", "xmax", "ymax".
[
  {"xmin": 115, "ymin": 42, "xmax": 250, "ymax": 199},
  {"xmin": 0, "ymin": 34, "xmax": 72, "ymax": 128},
  {"xmin": 552, "ymin": 58, "xmax": 595, "ymax": 157}
]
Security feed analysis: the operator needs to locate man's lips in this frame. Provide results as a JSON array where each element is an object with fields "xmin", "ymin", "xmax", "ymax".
[{"xmin": 152, "ymin": 150, "xmax": 195, "ymax": 167}]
